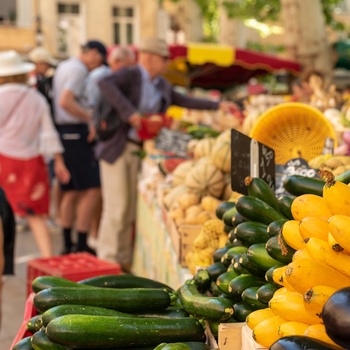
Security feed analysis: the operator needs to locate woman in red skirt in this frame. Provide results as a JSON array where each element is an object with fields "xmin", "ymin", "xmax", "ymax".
[{"xmin": 0, "ymin": 50, "xmax": 70, "ymax": 257}]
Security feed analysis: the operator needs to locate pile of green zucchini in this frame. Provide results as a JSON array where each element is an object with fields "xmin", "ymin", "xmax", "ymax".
[
  {"xmin": 13, "ymin": 275, "xmax": 211, "ymax": 350},
  {"xmin": 177, "ymin": 176, "xmax": 298, "ymax": 338}
]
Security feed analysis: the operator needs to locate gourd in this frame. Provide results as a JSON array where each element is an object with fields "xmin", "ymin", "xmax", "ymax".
[
  {"xmin": 163, "ymin": 185, "xmax": 188, "ymax": 209},
  {"xmin": 172, "ymin": 161, "xmax": 195, "ymax": 186},
  {"xmin": 211, "ymin": 138, "xmax": 231, "ymax": 173},
  {"xmin": 176, "ymin": 192, "xmax": 201, "ymax": 210},
  {"xmin": 185, "ymin": 163, "xmax": 225, "ymax": 199},
  {"xmin": 193, "ymin": 137, "xmax": 216, "ymax": 159}
]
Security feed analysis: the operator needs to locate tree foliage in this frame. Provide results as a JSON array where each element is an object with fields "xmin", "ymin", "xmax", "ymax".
[{"xmin": 222, "ymin": 0, "xmax": 345, "ymax": 31}]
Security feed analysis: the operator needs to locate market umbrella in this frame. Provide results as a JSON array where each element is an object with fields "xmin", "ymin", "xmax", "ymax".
[{"xmin": 164, "ymin": 43, "xmax": 302, "ymax": 90}]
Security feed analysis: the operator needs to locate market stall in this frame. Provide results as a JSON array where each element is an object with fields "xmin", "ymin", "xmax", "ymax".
[{"xmin": 164, "ymin": 43, "xmax": 302, "ymax": 90}]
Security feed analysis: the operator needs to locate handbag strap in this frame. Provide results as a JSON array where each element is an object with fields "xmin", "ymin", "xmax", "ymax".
[{"xmin": 3, "ymin": 89, "xmax": 29, "ymax": 126}]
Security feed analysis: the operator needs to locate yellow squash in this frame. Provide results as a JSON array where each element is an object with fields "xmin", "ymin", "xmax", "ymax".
[
  {"xmin": 246, "ymin": 308, "xmax": 276, "ymax": 330},
  {"xmin": 304, "ymin": 237, "xmax": 350, "ymax": 277},
  {"xmin": 281, "ymin": 220, "xmax": 304, "ymax": 250},
  {"xmin": 253, "ymin": 315, "xmax": 285, "ymax": 348},
  {"xmin": 291, "ymin": 194, "xmax": 332, "ymax": 221},
  {"xmin": 278, "ymin": 321, "xmax": 309, "ymax": 337},
  {"xmin": 328, "ymin": 232, "xmax": 348, "ymax": 253},
  {"xmin": 299, "ymin": 216, "xmax": 329, "ymax": 241},
  {"xmin": 269, "ymin": 291, "xmax": 322, "ymax": 325},
  {"xmin": 304, "ymin": 324, "xmax": 342, "ymax": 349},
  {"xmin": 303, "ymin": 285, "xmax": 336, "ymax": 320},
  {"xmin": 328, "ymin": 214, "xmax": 350, "ymax": 252},
  {"xmin": 286, "ymin": 256, "xmax": 350, "ymax": 294},
  {"xmin": 292, "ymin": 248, "xmax": 312, "ymax": 262},
  {"xmin": 320, "ymin": 169, "xmax": 350, "ymax": 215},
  {"xmin": 284, "ymin": 258, "xmax": 350, "ymax": 294},
  {"xmin": 272, "ymin": 266, "xmax": 295, "ymax": 291}
]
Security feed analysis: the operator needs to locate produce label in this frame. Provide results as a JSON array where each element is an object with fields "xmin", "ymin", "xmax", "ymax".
[
  {"xmin": 231, "ymin": 129, "xmax": 275, "ymax": 195},
  {"xmin": 155, "ymin": 127, "xmax": 193, "ymax": 156}
]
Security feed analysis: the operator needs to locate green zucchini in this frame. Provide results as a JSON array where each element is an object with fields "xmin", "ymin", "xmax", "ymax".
[
  {"xmin": 209, "ymin": 281, "xmax": 221, "ymax": 297},
  {"xmin": 26, "ymin": 314, "xmax": 43, "ymax": 333},
  {"xmin": 265, "ymin": 235, "xmax": 296, "ymax": 264},
  {"xmin": 154, "ymin": 342, "xmax": 210, "ymax": 350},
  {"xmin": 206, "ymin": 262, "xmax": 227, "ymax": 282},
  {"xmin": 212, "ymin": 247, "xmax": 230, "ymax": 263},
  {"xmin": 215, "ymin": 201, "xmax": 235, "ymax": 220},
  {"xmin": 244, "ymin": 176, "xmax": 279, "ymax": 210},
  {"xmin": 223, "ymin": 224, "xmax": 233, "ymax": 234},
  {"xmin": 283, "ymin": 175, "xmax": 324, "ymax": 196},
  {"xmin": 228, "ymin": 274, "xmax": 266, "ymax": 299},
  {"xmin": 78, "ymin": 274, "xmax": 174, "ymax": 291},
  {"xmin": 31, "ymin": 275, "xmax": 93, "ymax": 293},
  {"xmin": 265, "ymin": 265, "xmax": 284, "ymax": 286},
  {"xmin": 12, "ymin": 336, "xmax": 34, "ymax": 350},
  {"xmin": 256, "ymin": 283, "xmax": 281, "ymax": 304},
  {"xmin": 207, "ymin": 321, "xmax": 219, "ymax": 338},
  {"xmin": 277, "ymin": 195, "xmax": 295, "ymax": 220},
  {"xmin": 232, "ymin": 261, "xmax": 251, "ymax": 275},
  {"xmin": 235, "ymin": 196, "xmax": 287, "ymax": 225},
  {"xmin": 230, "ymin": 238, "xmax": 248, "ymax": 248},
  {"xmin": 216, "ymin": 270, "xmax": 240, "ymax": 295},
  {"xmin": 178, "ymin": 281, "xmax": 234, "ymax": 322},
  {"xmin": 222, "ymin": 206, "xmax": 238, "ymax": 227},
  {"xmin": 335, "ymin": 169, "xmax": 350, "ymax": 183},
  {"xmin": 238, "ymin": 253, "xmax": 266, "ymax": 278},
  {"xmin": 247, "ymin": 243, "xmax": 284, "ymax": 271},
  {"xmin": 34, "ymin": 287, "xmax": 171, "ymax": 313},
  {"xmin": 41, "ymin": 304, "xmax": 133, "ymax": 327},
  {"xmin": 241, "ymin": 286, "xmax": 268, "ymax": 310},
  {"xmin": 231, "ymin": 211, "xmax": 248, "ymax": 227},
  {"xmin": 46, "ymin": 315, "xmax": 205, "ymax": 348},
  {"xmin": 223, "ymin": 246, "xmax": 249, "ymax": 262},
  {"xmin": 227, "ymin": 228, "xmax": 236, "ymax": 243},
  {"xmin": 234, "ymin": 221, "xmax": 269, "ymax": 245},
  {"xmin": 31, "ymin": 328, "xmax": 70, "ymax": 349},
  {"xmin": 193, "ymin": 269, "xmax": 211, "ymax": 293},
  {"xmin": 232, "ymin": 302, "xmax": 255, "ymax": 322},
  {"xmin": 267, "ymin": 219, "xmax": 288, "ymax": 238},
  {"xmin": 136, "ymin": 307, "xmax": 189, "ymax": 319}
]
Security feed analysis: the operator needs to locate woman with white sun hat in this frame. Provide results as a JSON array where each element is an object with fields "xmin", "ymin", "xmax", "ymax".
[{"xmin": 0, "ymin": 50, "xmax": 70, "ymax": 257}]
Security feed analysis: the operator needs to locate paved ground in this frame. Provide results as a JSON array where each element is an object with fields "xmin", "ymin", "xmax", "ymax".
[{"xmin": 1, "ymin": 221, "xmax": 62, "ymax": 350}]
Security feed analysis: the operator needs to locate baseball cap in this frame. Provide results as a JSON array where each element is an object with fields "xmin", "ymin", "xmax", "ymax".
[
  {"xmin": 82, "ymin": 40, "xmax": 107, "ymax": 60},
  {"xmin": 139, "ymin": 37, "xmax": 169, "ymax": 58}
]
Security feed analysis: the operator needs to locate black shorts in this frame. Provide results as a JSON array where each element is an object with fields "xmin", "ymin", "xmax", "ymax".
[{"xmin": 57, "ymin": 124, "xmax": 100, "ymax": 191}]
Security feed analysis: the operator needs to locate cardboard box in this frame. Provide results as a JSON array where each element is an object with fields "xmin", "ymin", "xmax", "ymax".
[
  {"xmin": 168, "ymin": 216, "xmax": 201, "ymax": 267},
  {"xmin": 218, "ymin": 322, "xmax": 245, "ymax": 350}
]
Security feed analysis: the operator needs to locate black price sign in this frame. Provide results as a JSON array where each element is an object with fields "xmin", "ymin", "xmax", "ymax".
[
  {"xmin": 231, "ymin": 130, "xmax": 275, "ymax": 195},
  {"xmin": 155, "ymin": 128, "xmax": 193, "ymax": 156},
  {"xmin": 275, "ymin": 158, "xmax": 319, "ymax": 197}
]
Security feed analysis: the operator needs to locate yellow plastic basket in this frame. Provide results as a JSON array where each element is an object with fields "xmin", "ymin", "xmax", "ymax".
[{"xmin": 249, "ymin": 102, "xmax": 337, "ymax": 164}]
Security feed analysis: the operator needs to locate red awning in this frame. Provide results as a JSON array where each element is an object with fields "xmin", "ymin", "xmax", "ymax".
[{"xmin": 164, "ymin": 44, "xmax": 302, "ymax": 90}]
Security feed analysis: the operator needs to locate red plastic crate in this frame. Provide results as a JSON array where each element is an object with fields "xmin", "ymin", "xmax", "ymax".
[
  {"xmin": 11, "ymin": 293, "xmax": 37, "ymax": 349},
  {"xmin": 26, "ymin": 252, "xmax": 121, "ymax": 296}
]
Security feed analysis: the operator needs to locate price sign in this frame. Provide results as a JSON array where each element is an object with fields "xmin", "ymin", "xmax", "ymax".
[
  {"xmin": 275, "ymin": 158, "xmax": 319, "ymax": 197},
  {"xmin": 322, "ymin": 137, "xmax": 335, "ymax": 155},
  {"xmin": 231, "ymin": 130, "xmax": 275, "ymax": 195},
  {"xmin": 155, "ymin": 128, "xmax": 193, "ymax": 156}
]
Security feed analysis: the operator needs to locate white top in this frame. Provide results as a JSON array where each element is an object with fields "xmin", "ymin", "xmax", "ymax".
[
  {"xmin": 0, "ymin": 83, "xmax": 63, "ymax": 160},
  {"xmin": 53, "ymin": 57, "xmax": 89, "ymax": 125}
]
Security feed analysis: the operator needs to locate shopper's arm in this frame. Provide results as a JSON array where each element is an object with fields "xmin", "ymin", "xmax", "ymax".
[
  {"xmin": 59, "ymin": 90, "xmax": 91, "ymax": 122},
  {"xmin": 98, "ymin": 70, "xmax": 138, "ymax": 123}
]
